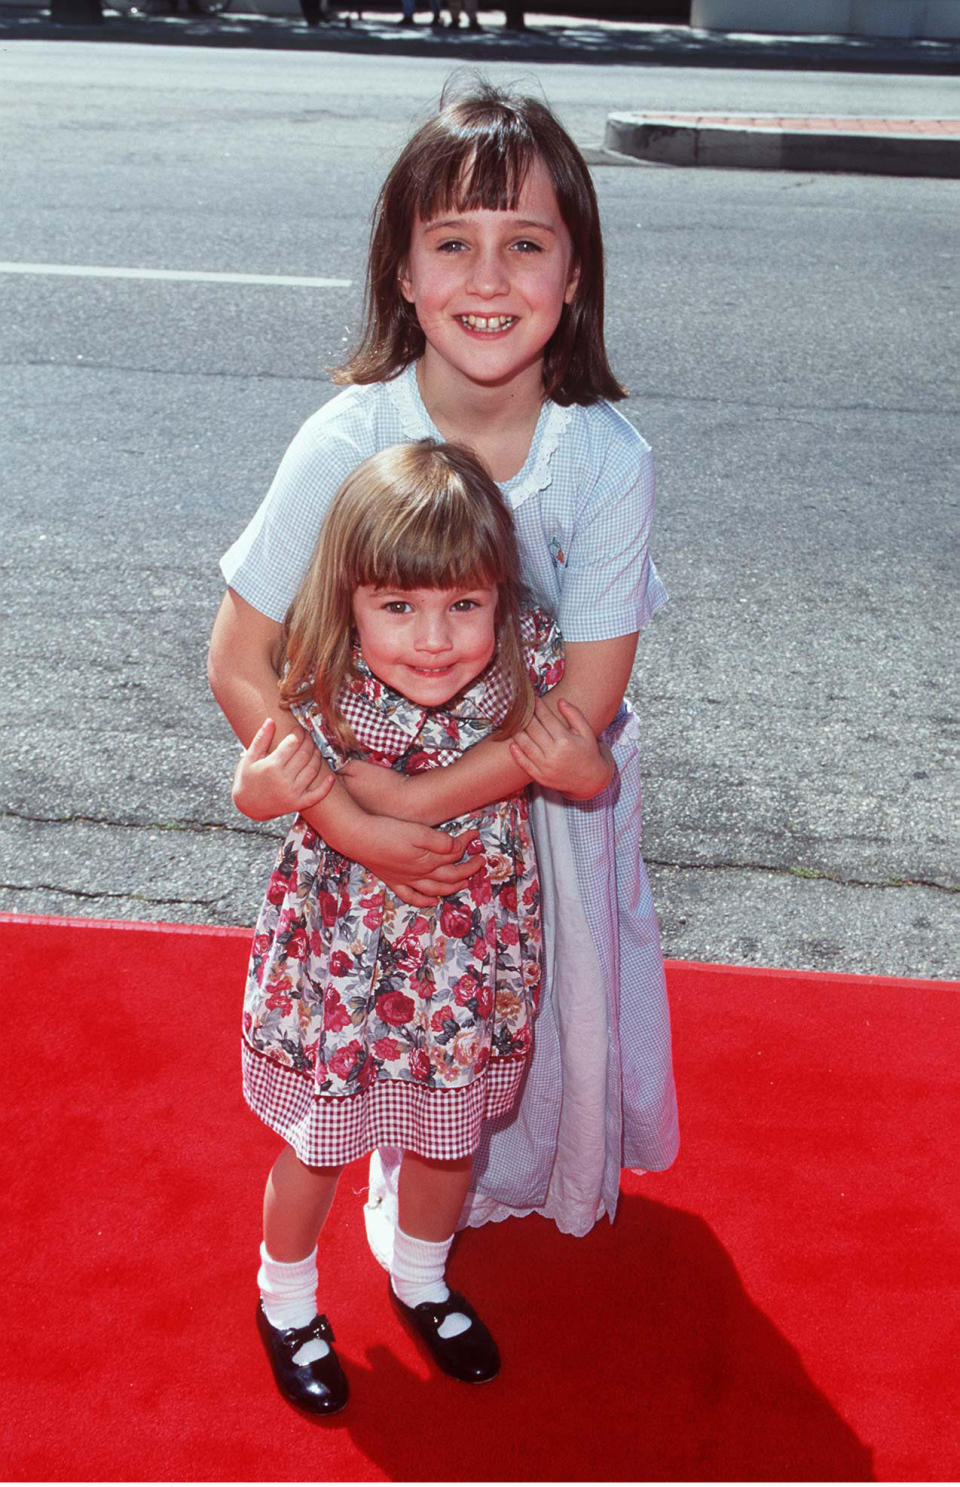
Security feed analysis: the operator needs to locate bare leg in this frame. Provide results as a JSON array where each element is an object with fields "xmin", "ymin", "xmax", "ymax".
[
  {"xmin": 263, "ymin": 1144, "xmax": 342, "ymax": 1261},
  {"xmin": 397, "ymin": 1151, "xmax": 474, "ymax": 1241}
]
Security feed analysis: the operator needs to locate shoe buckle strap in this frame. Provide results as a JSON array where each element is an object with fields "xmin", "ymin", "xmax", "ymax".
[{"xmin": 308, "ymin": 1313, "xmax": 335, "ymax": 1344}]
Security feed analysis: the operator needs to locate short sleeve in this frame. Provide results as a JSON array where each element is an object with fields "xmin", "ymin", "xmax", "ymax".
[
  {"xmin": 289, "ymin": 696, "xmax": 349, "ymax": 774},
  {"xmin": 219, "ymin": 391, "xmax": 373, "ymax": 623},
  {"xmin": 553, "ymin": 410, "xmax": 667, "ymax": 645},
  {"xmin": 521, "ymin": 608, "xmax": 565, "ymax": 697}
]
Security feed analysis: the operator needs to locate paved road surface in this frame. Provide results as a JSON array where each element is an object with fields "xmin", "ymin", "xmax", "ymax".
[{"xmin": 0, "ymin": 44, "xmax": 956, "ymax": 976}]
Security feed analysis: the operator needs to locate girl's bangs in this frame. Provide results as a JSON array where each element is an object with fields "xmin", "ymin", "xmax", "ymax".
[
  {"xmin": 358, "ymin": 541, "xmax": 500, "ymax": 594},
  {"xmin": 415, "ymin": 127, "xmax": 535, "ymax": 220},
  {"xmin": 355, "ymin": 515, "xmax": 502, "ymax": 594}
]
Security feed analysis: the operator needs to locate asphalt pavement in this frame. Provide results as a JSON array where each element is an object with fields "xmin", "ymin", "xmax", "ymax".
[
  {"xmin": 5, "ymin": 1, "xmax": 959, "ymax": 177},
  {"xmin": 0, "ymin": 43, "xmax": 956, "ymax": 979}
]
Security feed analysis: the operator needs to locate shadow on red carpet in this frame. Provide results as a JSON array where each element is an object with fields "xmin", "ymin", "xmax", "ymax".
[{"xmin": 0, "ymin": 914, "xmax": 956, "ymax": 1481}]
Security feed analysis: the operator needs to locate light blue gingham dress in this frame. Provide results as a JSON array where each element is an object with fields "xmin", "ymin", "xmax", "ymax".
[{"xmin": 221, "ymin": 362, "xmax": 679, "ymax": 1236}]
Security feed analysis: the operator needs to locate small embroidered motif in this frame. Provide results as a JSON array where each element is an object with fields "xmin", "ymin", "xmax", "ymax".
[{"xmin": 549, "ymin": 538, "xmax": 567, "ymax": 567}]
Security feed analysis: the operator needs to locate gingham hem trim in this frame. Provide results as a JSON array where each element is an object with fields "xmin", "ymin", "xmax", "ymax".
[{"xmin": 242, "ymin": 1040, "xmax": 526, "ymax": 1165}]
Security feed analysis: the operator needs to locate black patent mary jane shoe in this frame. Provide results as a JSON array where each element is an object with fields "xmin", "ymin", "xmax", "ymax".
[
  {"xmin": 256, "ymin": 1304, "xmax": 349, "ymax": 1415},
  {"xmin": 389, "ymin": 1283, "xmax": 500, "ymax": 1383}
]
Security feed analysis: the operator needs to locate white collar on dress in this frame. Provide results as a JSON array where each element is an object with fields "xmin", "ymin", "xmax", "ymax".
[{"xmin": 385, "ymin": 362, "xmax": 572, "ymax": 513}]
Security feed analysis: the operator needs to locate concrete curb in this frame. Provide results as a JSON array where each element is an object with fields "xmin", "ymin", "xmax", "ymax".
[{"xmin": 604, "ymin": 112, "xmax": 960, "ymax": 177}]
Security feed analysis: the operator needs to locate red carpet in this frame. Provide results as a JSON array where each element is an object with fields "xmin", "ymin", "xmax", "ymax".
[{"xmin": 1, "ymin": 913, "xmax": 956, "ymax": 1482}]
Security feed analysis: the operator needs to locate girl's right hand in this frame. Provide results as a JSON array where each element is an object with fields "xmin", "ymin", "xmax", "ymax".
[
  {"xmin": 233, "ymin": 718, "xmax": 334, "ymax": 821},
  {"xmin": 347, "ymin": 816, "xmax": 482, "ymax": 908}
]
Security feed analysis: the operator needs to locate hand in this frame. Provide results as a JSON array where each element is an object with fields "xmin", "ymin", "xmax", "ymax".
[
  {"xmin": 232, "ymin": 718, "xmax": 335, "ymax": 821},
  {"xmin": 338, "ymin": 757, "xmax": 412, "ymax": 818},
  {"xmin": 508, "ymin": 697, "xmax": 615, "ymax": 801},
  {"xmin": 348, "ymin": 818, "xmax": 483, "ymax": 908}
]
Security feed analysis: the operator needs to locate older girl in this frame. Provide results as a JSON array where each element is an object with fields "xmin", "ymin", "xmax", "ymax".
[{"xmin": 210, "ymin": 74, "xmax": 679, "ymax": 1330}]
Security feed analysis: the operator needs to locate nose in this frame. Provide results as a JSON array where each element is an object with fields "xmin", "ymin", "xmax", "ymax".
[
  {"xmin": 465, "ymin": 244, "xmax": 509, "ymax": 299},
  {"xmin": 414, "ymin": 610, "xmax": 453, "ymax": 653}
]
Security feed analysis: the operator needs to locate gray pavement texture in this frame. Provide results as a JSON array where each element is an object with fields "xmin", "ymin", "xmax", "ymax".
[{"xmin": 0, "ymin": 46, "xmax": 957, "ymax": 980}]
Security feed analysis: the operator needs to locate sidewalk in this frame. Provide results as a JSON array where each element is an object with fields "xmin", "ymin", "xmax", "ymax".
[
  {"xmin": 3, "ymin": 1, "xmax": 960, "ymax": 72},
  {"xmin": 605, "ymin": 111, "xmax": 960, "ymax": 175}
]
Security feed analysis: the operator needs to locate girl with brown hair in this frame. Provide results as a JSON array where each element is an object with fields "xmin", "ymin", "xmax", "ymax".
[{"xmin": 210, "ymin": 74, "xmax": 679, "ymax": 1402}]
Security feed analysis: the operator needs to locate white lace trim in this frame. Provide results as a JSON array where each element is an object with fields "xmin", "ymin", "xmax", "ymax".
[
  {"xmin": 387, "ymin": 362, "xmax": 573, "ymax": 512},
  {"xmin": 459, "ymin": 1191, "xmax": 611, "ymax": 1238}
]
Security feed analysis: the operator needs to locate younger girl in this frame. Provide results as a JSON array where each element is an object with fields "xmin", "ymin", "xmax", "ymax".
[
  {"xmin": 239, "ymin": 438, "xmax": 609, "ymax": 1414},
  {"xmin": 210, "ymin": 76, "xmax": 679, "ymax": 1284}
]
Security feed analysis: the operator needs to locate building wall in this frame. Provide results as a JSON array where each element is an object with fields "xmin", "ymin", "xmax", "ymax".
[{"xmin": 690, "ymin": 0, "xmax": 960, "ymax": 38}]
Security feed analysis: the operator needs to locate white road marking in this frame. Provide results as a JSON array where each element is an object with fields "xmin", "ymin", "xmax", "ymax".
[{"xmin": 0, "ymin": 262, "xmax": 352, "ymax": 288}]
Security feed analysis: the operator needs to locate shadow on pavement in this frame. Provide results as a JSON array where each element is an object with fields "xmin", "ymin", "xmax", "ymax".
[{"xmin": 2, "ymin": 3, "xmax": 959, "ymax": 71}]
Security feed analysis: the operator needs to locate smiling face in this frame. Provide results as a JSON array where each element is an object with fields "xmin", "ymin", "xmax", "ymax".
[
  {"xmin": 398, "ymin": 157, "xmax": 580, "ymax": 401},
  {"xmin": 352, "ymin": 582, "xmax": 499, "ymax": 707}
]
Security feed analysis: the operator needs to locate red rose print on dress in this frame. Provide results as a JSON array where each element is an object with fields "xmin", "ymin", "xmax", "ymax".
[
  {"xmin": 360, "ymin": 891, "xmax": 384, "ymax": 930},
  {"xmin": 379, "ymin": 990, "xmax": 416, "ymax": 1027},
  {"xmin": 323, "ymin": 989, "xmax": 351, "ymax": 1033},
  {"xmin": 408, "ymin": 1048, "xmax": 431, "ymax": 1082},
  {"xmin": 393, "ymin": 930, "xmax": 424, "ymax": 974},
  {"xmin": 317, "ymin": 890, "xmax": 339, "ymax": 928},
  {"xmin": 475, "ymin": 983, "xmax": 494, "ymax": 1020},
  {"xmin": 499, "ymin": 883, "xmax": 517, "ymax": 913},
  {"xmin": 265, "ymin": 874, "xmax": 287, "ymax": 906},
  {"xmin": 372, "ymin": 1037, "xmax": 402, "ymax": 1061},
  {"xmin": 469, "ymin": 870, "xmax": 492, "ymax": 907},
  {"xmin": 454, "ymin": 973, "xmax": 479, "ymax": 1006},
  {"xmin": 329, "ymin": 950, "xmax": 353, "ymax": 977},
  {"xmin": 328, "ymin": 1040, "xmax": 363, "ymax": 1080},
  {"xmin": 440, "ymin": 901, "xmax": 473, "ymax": 939},
  {"xmin": 285, "ymin": 927, "xmax": 309, "ymax": 961}
]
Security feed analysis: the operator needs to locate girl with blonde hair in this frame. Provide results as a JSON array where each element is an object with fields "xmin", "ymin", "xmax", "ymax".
[{"xmin": 238, "ymin": 438, "xmax": 609, "ymax": 1413}]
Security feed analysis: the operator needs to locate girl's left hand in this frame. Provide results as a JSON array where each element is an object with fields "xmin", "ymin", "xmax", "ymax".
[
  {"xmin": 509, "ymin": 698, "xmax": 615, "ymax": 801},
  {"xmin": 233, "ymin": 718, "xmax": 335, "ymax": 821}
]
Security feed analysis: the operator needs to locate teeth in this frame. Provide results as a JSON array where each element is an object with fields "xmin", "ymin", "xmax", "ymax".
[{"xmin": 460, "ymin": 314, "xmax": 516, "ymax": 332}]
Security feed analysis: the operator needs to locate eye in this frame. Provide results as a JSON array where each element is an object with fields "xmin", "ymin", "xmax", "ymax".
[
  {"xmin": 436, "ymin": 238, "xmax": 468, "ymax": 254},
  {"xmin": 451, "ymin": 598, "xmax": 479, "ymax": 612},
  {"xmin": 512, "ymin": 238, "xmax": 544, "ymax": 253},
  {"xmin": 383, "ymin": 600, "xmax": 411, "ymax": 614}
]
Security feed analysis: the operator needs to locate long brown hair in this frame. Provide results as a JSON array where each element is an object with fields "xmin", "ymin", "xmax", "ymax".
[
  {"xmin": 280, "ymin": 440, "xmax": 535, "ymax": 750},
  {"xmin": 336, "ymin": 76, "xmax": 625, "ymax": 406}
]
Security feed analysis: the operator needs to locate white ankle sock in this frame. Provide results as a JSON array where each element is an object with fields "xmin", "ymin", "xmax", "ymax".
[
  {"xmin": 390, "ymin": 1226, "xmax": 471, "ymax": 1340},
  {"xmin": 257, "ymin": 1243, "xmax": 329, "ymax": 1364}
]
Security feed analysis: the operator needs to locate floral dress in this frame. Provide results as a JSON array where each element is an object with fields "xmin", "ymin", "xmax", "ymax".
[{"xmin": 241, "ymin": 608, "xmax": 564, "ymax": 1166}]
